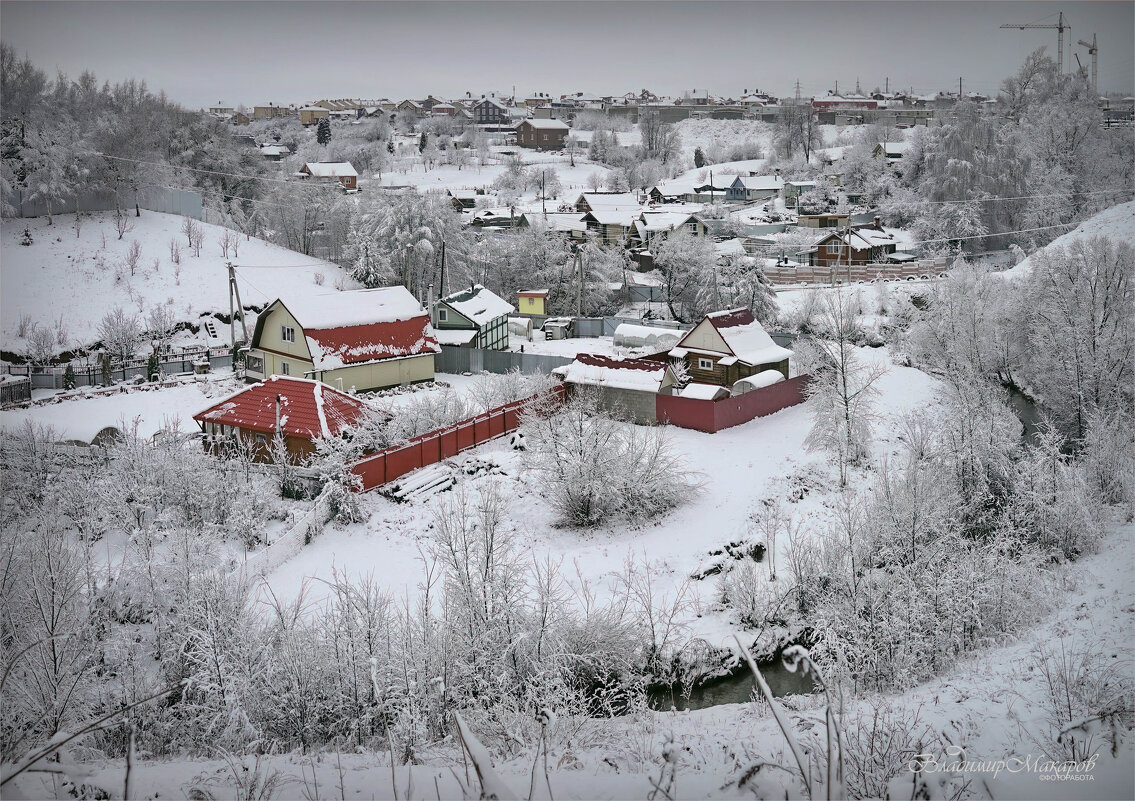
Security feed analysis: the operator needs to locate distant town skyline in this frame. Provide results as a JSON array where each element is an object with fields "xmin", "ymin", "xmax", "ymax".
[{"xmin": 3, "ymin": 1, "xmax": 1133, "ymax": 109}]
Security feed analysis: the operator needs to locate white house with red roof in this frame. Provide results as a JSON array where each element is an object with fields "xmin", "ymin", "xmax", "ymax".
[
  {"xmin": 245, "ymin": 286, "xmax": 440, "ymax": 392},
  {"xmin": 668, "ymin": 308, "xmax": 792, "ymax": 389},
  {"xmin": 193, "ymin": 375, "xmax": 377, "ymax": 462}
]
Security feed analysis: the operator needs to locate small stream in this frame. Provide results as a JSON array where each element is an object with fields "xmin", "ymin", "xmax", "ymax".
[
  {"xmin": 1004, "ymin": 384, "xmax": 1046, "ymax": 447},
  {"xmin": 648, "ymin": 653, "xmax": 816, "ymax": 712}
]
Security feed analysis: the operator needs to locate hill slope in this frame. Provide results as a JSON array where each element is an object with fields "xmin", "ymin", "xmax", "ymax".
[
  {"xmin": 1, "ymin": 211, "xmax": 358, "ymax": 355},
  {"xmin": 1001, "ymin": 200, "xmax": 1135, "ymax": 279}
]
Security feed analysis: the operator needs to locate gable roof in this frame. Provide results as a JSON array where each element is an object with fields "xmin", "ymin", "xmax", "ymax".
[
  {"xmin": 439, "ymin": 284, "xmax": 514, "ymax": 326},
  {"xmin": 193, "ymin": 375, "xmax": 373, "ymax": 440},
  {"xmin": 576, "ymin": 192, "xmax": 641, "ymax": 211},
  {"xmin": 731, "ymin": 175, "xmax": 785, "ymax": 191},
  {"xmin": 673, "ymin": 308, "xmax": 792, "ymax": 367},
  {"xmin": 302, "ymin": 162, "xmax": 358, "ymax": 178},
  {"xmin": 260, "ymin": 288, "xmax": 439, "ymax": 370},
  {"xmin": 516, "ymin": 118, "xmax": 570, "ymax": 131}
]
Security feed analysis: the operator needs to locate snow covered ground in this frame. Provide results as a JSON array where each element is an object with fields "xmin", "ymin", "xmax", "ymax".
[
  {"xmin": 0, "ymin": 211, "xmax": 357, "ymax": 354},
  {"xmin": 261, "ymin": 346, "xmax": 937, "ymax": 643},
  {"xmin": 1000, "ymin": 201, "xmax": 1135, "ymax": 280}
]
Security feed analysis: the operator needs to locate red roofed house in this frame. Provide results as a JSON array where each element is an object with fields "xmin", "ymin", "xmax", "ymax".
[
  {"xmin": 244, "ymin": 286, "xmax": 440, "ymax": 392},
  {"xmin": 193, "ymin": 375, "xmax": 376, "ymax": 462},
  {"xmin": 668, "ymin": 308, "xmax": 793, "ymax": 390}
]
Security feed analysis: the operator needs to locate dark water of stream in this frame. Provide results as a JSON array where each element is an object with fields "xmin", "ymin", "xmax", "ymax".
[{"xmin": 648, "ymin": 654, "xmax": 816, "ymax": 712}]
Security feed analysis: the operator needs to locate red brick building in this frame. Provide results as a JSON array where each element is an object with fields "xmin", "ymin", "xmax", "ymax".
[{"xmin": 515, "ymin": 118, "xmax": 569, "ymax": 149}]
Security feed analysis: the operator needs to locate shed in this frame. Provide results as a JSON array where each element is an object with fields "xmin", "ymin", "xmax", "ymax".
[{"xmin": 553, "ymin": 354, "xmax": 676, "ymax": 423}]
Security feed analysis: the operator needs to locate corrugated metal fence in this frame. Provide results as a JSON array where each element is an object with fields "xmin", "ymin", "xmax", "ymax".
[
  {"xmin": 351, "ymin": 384, "xmax": 566, "ymax": 491},
  {"xmin": 10, "ymin": 187, "xmax": 204, "ymax": 220},
  {"xmin": 436, "ymin": 346, "xmax": 573, "ymax": 375}
]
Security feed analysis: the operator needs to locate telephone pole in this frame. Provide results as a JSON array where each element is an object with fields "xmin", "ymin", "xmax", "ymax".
[{"xmin": 226, "ymin": 262, "xmax": 248, "ymax": 348}]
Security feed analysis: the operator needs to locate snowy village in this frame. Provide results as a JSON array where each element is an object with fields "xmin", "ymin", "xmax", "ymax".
[{"xmin": 1, "ymin": 1, "xmax": 1133, "ymax": 799}]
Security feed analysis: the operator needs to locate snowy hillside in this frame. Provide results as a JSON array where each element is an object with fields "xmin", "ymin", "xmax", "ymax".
[
  {"xmin": 1000, "ymin": 200, "xmax": 1135, "ymax": 279},
  {"xmin": 1, "ymin": 211, "xmax": 358, "ymax": 354}
]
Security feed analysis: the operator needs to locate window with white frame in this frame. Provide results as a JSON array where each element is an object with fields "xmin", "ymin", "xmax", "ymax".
[
  {"xmin": 698, "ymin": 357, "xmax": 714, "ymax": 370},
  {"xmin": 438, "ymin": 308, "xmax": 448, "ymax": 322},
  {"xmin": 281, "ymin": 325, "xmax": 295, "ymax": 343},
  {"xmin": 280, "ymin": 362, "xmax": 290, "ymax": 375},
  {"xmin": 827, "ymin": 242, "xmax": 842, "ymax": 255}
]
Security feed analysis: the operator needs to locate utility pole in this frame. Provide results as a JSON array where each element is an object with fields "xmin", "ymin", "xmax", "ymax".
[
  {"xmin": 226, "ymin": 261, "xmax": 248, "ymax": 348},
  {"xmin": 1001, "ymin": 11, "xmax": 1070, "ymax": 74},
  {"xmin": 885, "ymin": 76, "xmax": 889, "ymax": 94},
  {"xmin": 439, "ymin": 239, "xmax": 447, "ymax": 296},
  {"xmin": 959, "ymin": 76, "xmax": 963, "ymax": 98},
  {"xmin": 576, "ymin": 248, "xmax": 584, "ymax": 317}
]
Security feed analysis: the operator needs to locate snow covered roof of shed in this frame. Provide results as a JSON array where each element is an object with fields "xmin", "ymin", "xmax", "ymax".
[
  {"xmin": 577, "ymin": 192, "xmax": 641, "ymax": 210},
  {"xmin": 731, "ymin": 175, "xmax": 785, "ymax": 191},
  {"xmin": 193, "ymin": 375, "xmax": 372, "ymax": 440},
  {"xmin": 678, "ymin": 382, "xmax": 730, "ymax": 400},
  {"xmin": 439, "ymin": 284, "xmax": 514, "ymax": 326},
  {"xmin": 553, "ymin": 354, "xmax": 670, "ymax": 392},
  {"xmin": 302, "ymin": 162, "xmax": 358, "ymax": 177},
  {"xmin": 876, "ymin": 141, "xmax": 911, "ymax": 156}
]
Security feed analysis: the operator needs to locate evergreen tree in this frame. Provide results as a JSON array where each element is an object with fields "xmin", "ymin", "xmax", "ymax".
[
  {"xmin": 387, "ymin": 139, "xmax": 395, "ymax": 155},
  {"xmin": 694, "ymin": 146, "xmax": 706, "ymax": 168},
  {"xmin": 100, "ymin": 352, "xmax": 112, "ymax": 386},
  {"xmin": 316, "ymin": 117, "xmax": 331, "ymax": 145},
  {"xmin": 146, "ymin": 350, "xmax": 159, "ymax": 381},
  {"xmin": 62, "ymin": 362, "xmax": 76, "ymax": 390},
  {"xmin": 418, "ymin": 132, "xmax": 428, "ymax": 153}
]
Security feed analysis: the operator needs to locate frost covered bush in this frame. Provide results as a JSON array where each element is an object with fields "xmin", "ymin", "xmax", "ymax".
[{"xmin": 523, "ymin": 390, "xmax": 700, "ymax": 527}]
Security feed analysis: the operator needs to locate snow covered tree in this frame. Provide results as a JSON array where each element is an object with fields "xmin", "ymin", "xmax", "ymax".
[
  {"xmin": 316, "ymin": 116, "xmax": 331, "ymax": 145},
  {"xmin": 693, "ymin": 146, "xmax": 706, "ymax": 168},
  {"xmin": 804, "ymin": 292, "xmax": 887, "ymax": 487},
  {"xmin": 523, "ymin": 390, "xmax": 699, "ymax": 527},
  {"xmin": 97, "ymin": 306, "xmax": 142, "ymax": 363},
  {"xmin": 639, "ymin": 110, "xmax": 680, "ymax": 164},
  {"xmin": 654, "ymin": 229, "xmax": 717, "ymax": 321}
]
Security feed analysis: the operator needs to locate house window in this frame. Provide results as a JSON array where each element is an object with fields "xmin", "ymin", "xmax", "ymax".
[
  {"xmin": 281, "ymin": 325, "xmax": 295, "ymax": 343},
  {"xmin": 246, "ymin": 355, "xmax": 263, "ymax": 372},
  {"xmin": 438, "ymin": 308, "xmax": 448, "ymax": 322},
  {"xmin": 527, "ymin": 297, "xmax": 535, "ymax": 306},
  {"xmin": 281, "ymin": 362, "xmax": 290, "ymax": 375},
  {"xmin": 255, "ymin": 433, "xmax": 267, "ymax": 445},
  {"xmin": 827, "ymin": 242, "xmax": 842, "ymax": 255},
  {"xmin": 698, "ymin": 358, "xmax": 714, "ymax": 371}
]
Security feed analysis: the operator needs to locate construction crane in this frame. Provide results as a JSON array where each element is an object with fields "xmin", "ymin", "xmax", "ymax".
[
  {"xmin": 1001, "ymin": 11, "xmax": 1070, "ymax": 74},
  {"xmin": 1078, "ymin": 33, "xmax": 1098, "ymax": 94}
]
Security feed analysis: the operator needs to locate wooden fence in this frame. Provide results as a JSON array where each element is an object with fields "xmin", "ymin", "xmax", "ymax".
[
  {"xmin": 656, "ymin": 375, "xmax": 811, "ymax": 433},
  {"xmin": 350, "ymin": 384, "xmax": 567, "ymax": 491},
  {"xmin": 764, "ymin": 258, "xmax": 949, "ymax": 286}
]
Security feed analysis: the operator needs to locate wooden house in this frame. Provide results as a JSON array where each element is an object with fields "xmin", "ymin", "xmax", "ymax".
[
  {"xmin": 668, "ymin": 308, "xmax": 792, "ymax": 388},
  {"xmin": 802, "ymin": 224, "xmax": 900, "ymax": 269},
  {"xmin": 244, "ymin": 287, "xmax": 439, "ymax": 392},
  {"xmin": 727, "ymin": 175, "xmax": 784, "ymax": 202},
  {"xmin": 193, "ymin": 375, "xmax": 376, "ymax": 463},
  {"xmin": 432, "ymin": 284, "xmax": 513, "ymax": 349},
  {"xmin": 515, "ymin": 118, "xmax": 570, "ymax": 149},
  {"xmin": 299, "ymin": 162, "xmax": 358, "ymax": 190}
]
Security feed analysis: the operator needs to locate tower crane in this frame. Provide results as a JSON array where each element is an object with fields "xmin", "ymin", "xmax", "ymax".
[
  {"xmin": 1078, "ymin": 33, "xmax": 1098, "ymax": 94},
  {"xmin": 1001, "ymin": 11, "xmax": 1070, "ymax": 74}
]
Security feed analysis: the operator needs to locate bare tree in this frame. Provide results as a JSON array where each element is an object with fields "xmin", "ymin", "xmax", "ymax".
[
  {"xmin": 125, "ymin": 238, "xmax": 142, "ymax": 276},
  {"xmin": 168, "ymin": 236, "xmax": 181, "ymax": 264},
  {"xmin": 113, "ymin": 206, "xmax": 134, "ymax": 240},
  {"xmin": 219, "ymin": 228, "xmax": 238, "ymax": 258},
  {"xmin": 638, "ymin": 109, "xmax": 681, "ymax": 164},
  {"xmin": 97, "ymin": 305, "xmax": 142, "ymax": 363},
  {"xmin": 146, "ymin": 300, "xmax": 177, "ymax": 354}
]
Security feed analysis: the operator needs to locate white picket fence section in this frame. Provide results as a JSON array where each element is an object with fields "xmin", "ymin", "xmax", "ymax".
[{"xmin": 236, "ymin": 493, "xmax": 330, "ymax": 579}]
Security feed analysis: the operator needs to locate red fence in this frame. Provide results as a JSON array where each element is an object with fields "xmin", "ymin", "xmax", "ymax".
[
  {"xmin": 350, "ymin": 384, "xmax": 566, "ymax": 491},
  {"xmin": 656, "ymin": 375, "xmax": 811, "ymax": 433}
]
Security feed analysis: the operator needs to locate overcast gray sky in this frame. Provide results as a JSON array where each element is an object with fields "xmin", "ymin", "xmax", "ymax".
[{"xmin": 2, "ymin": 1, "xmax": 1132, "ymax": 108}]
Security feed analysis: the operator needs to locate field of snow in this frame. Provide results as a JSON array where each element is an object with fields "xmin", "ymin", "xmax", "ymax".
[
  {"xmin": 372, "ymin": 150, "xmax": 611, "ymax": 195},
  {"xmin": 262, "ymin": 346, "xmax": 938, "ymax": 645},
  {"xmin": 0, "ymin": 211, "xmax": 357, "ymax": 354},
  {"xmin": 1001, "ymin": 200, "xmax": 1135, "ymax": 280}
]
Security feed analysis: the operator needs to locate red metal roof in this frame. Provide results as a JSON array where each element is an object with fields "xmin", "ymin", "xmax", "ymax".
[
  {"xmin": 193, "ymin": 375, "xmax": 372, "ymax": 440},
  {"xmin": 574, "ymin": 353, "xmax": 664, "ymax": 372},
  {"xmin": 304, "ymin": 315, "xmax": 440, "ymax": 369},
  {"xmin": 706, "ymin": 308, "xmax": 755, "ymax": 330}
]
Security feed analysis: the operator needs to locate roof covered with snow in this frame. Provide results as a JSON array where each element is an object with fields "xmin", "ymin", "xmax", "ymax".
[
  {"xmin": 553, "ymin": 354, "xmax": 670, "ymax": 392},
  {"xmin": 673, "ymin": 308, "xmax": 792, "ymax": 367},
  {"xmin": 193, "ymin": 375, "xmax": 373, "ymax": 440},
  {"xmin": 516, "ymin": 118, "xmax": 570, "ymax": 130},
  {"xmin": 302, "ymin": 162, "xmax": 358, "ymax": 178},
  {"xmin": 439, "ymin": 284, "xmax": 514, "ymax": 326}
]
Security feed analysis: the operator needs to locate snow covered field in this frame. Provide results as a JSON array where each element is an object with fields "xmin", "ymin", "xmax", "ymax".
[{"xmin": 0, "ymin": 211, "xmax": 357, "ymax": 353}]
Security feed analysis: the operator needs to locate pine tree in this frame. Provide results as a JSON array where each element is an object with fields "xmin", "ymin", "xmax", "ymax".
[
  {"xmin": 63, "ymin": 362, "xmax": 76, "ymax": 390},
  {"xmin": 418, "ymin": 132, "xmax": 428, "ymax": 153},
  {"xmin": 316, "ymin": 117, "xmax": 332, "ymax": 145},
  {"xmin": 100, "ymin": 352, "xmax": 112, "ymax": 386},
  {"xmin": 146, "ymin": 351, "xmax": 159, "ymax": 381},
  {"xmin": 694, "ymin": 146, "xmax": 706, "ymax": 168},
  {"xmin": 387, "ymin": 139, "xmax": 395, "ymax": 155}
]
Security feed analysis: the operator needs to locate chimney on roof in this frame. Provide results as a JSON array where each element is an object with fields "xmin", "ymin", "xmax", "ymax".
[{"xmin": 874, "ymin": 215, "xmax": 882, "ymax": 229}]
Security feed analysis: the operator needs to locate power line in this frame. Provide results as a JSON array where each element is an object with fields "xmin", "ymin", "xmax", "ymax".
[{"xmin": 906, "ymin": 220, "xmax": 1084, "ymax": 248}]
